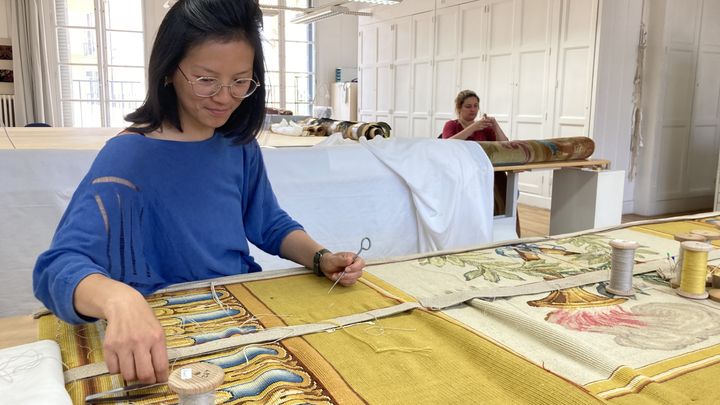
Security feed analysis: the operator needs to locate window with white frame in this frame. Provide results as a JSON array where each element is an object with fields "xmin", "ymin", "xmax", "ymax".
[
  {"xmin": 54, "ymin": 0, "xmax": 145, "ymax": 127},
  {"xmin": 260, "ymin": 0, "xmax": 314, "ymax": 116}
]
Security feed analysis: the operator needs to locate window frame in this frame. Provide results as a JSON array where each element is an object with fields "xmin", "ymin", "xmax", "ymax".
[
  {"xmin": 262, "ymin": 0, "xmax": 315, "ymax": 116},
  {"xmin": 49, "ymin": 0, "xmax": 147, "ymax": 127}
]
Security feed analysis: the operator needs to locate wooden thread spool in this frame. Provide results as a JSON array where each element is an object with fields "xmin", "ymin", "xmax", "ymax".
[
  {"xmin": 672, "ymin": 233, "xmax": 706, "ymax": 288},
  {"xmin": 690, "ymin": 229, "xmax": 720, "ymax": 242},
  {"xmin": 706, "ymin": 219, "xmax": 720, "ymax": 229},
  {"xmin": 606, "ymin": 239, "xmax": 640, "ymax": 296},
  {"xmin": 690, "ymin": 230, "xmax": 720, "ymax": 285},
  {"xmin": 676, "ymin": 241, "xmax": 712, "ymax": 300},
  {"xmin": 168, "ymin": 362, "xmax": 224, "ymax": 405}
]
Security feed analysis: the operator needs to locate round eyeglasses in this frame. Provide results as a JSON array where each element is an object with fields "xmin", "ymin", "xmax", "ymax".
[{"xmin": 177, "ymin": 66, "xmax": 260, "ymax": 99}]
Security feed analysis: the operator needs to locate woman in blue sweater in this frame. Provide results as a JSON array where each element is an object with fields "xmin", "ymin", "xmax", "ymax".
[{"xmin": 33, "ymin": 0, "xmax": 365, "ymax": 385}]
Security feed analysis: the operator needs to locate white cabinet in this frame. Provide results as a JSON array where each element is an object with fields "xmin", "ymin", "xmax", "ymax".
[
  {"xmin": 638, "ymin": 0, "xmax": 720, "ymax": 215},
  {"xmin": 358, "ymin": 0, "xmax": 599, "ymax": 207}
]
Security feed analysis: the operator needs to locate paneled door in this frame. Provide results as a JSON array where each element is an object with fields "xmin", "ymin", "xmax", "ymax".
[
  {"xmin": 358, "ymin": 23, "xmax": 379, "ymax": 124},
  {"xmin": 514, "ymin": 0, "xmax": 557, "ymax": 204},
  {"xmin": 656, "ymin": 0, "xmax": 702, "ymax": 201},
  {"xmin": 432, "ymin": 1, "xmax": 488, "ymax": 137},
  {"xmin": 410, "ymin": 11, "xmax": 436, "ymax": 137},
  {"xmin": 690, "ymin": 0, "xmax": 720, "ymax": 195},
  {"xmin": 432, "ymin": 6, "xmax": 460, "ymax": 136},
  {"xmin": 484, "ymin": 0, "xmax": 515, "ymax": 134},
  {"xmin": 393, "ymin": 16, "xmax": 413, "ymax": 137}
]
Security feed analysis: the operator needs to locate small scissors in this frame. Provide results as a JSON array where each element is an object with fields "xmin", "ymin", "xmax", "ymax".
[
  {"xmin": 85, "ymin": 382, "xmax": 168, "ymax": 404},
  {"xmin": 328, "ymin": 237, "xmax": 371, "ymax": 293}
]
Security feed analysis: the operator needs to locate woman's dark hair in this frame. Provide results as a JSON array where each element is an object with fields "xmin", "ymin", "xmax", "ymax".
[{"xmin": 125, "ymin": 0, "xmax": 265, "ymax": 144}]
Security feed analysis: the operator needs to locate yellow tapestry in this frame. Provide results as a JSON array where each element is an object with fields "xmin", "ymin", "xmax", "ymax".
[{"xmin": 39, "ymin": 212, "xmax": 720, "ymax": 404}]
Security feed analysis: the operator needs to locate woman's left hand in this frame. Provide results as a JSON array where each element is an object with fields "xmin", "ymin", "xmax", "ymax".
[{"xmin": 320, "ymin": 252, "xmax": 365, "ymax": 286}]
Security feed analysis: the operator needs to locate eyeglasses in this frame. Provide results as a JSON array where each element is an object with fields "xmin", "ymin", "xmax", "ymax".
[{"xmin": 177, "ymin": 66, "xmax": 260, "ymax": 99}]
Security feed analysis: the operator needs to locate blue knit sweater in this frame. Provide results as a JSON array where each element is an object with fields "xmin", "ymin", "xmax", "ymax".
[{"xmin": 33, "ymin": 132, "xmax": 303, "ymax": 324}]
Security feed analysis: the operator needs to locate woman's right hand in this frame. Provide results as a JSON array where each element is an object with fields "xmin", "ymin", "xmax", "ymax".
[
  {"xmin": 470, "ymin": 118, "xmax": 493, "ymax": 132},
  {"xmin": 102, "ymin": 288, "xmax": 169, "ymax": 384},
  {"xmin": 73, "ymin": 274, "xmax": 169, "ymax": 384}
]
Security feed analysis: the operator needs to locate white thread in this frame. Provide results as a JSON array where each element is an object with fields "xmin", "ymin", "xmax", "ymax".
[
  {"xmin": 178, "ymin": 392, "xmax": 215, "ymax": 405},
  {"xmin": 240, "ymin": 328, "xmax": 295, "ymax": 364},
  {"xmin": 0, "ymin": 350, "xmax": 67, "ymax": 384},
  {"xmin": 210, "ymin": 282, "xmax": 229, "ymax": 315},
  {"xmin": 607, "ymin": 240, "xmax": 639, "ymax": 296}
]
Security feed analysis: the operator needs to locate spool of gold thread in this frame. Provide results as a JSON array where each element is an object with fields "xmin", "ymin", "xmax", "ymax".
[
  {"xmin": 168, "ymin": 362, "xmax": 224, "ymax": 405},
  {"xmin": 676, "ymin": 241, "xmax": 713, "ymax": 300},
  {"xmin": 672, "ymin": 233, "xmax": 706, "ymax": 288}
]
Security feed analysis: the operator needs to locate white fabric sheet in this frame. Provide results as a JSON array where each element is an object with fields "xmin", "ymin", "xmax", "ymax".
[
  {"xmin": 253, "ymin": 143, "xmax": 420, "ymax": 270},
  {"xmin": 359, "ymin": 137, "xmax": 494, "ymax": 251},
  {"xmin": 1, "ymin": 141, "xmax": 494, "ymax": 316},
  {"xmin": 0, "ymin": 340, "xmax": 72, "ymax": 404},
  {"xmin": 0, "ymin": 150, "xmax": 98, "ymax": 317}
]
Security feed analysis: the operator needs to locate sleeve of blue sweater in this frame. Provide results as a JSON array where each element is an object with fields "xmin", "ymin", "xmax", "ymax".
[
  {"xmin": 241, "ymin": 141, "xmax": 304, "ymax": 256},
  {"xmin": 32, "ymin": 179, "xmax": 118, "ymax": 324}
]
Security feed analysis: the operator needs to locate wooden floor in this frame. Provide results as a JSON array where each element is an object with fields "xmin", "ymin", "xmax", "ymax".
[{"xmin": 517, "ymin": 204, "xmax": 712, "ymax": 238}]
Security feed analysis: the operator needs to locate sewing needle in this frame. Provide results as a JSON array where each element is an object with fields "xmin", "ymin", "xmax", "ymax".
[{"xmin": 328, "ymin": 237, "xmax": 371, "ymax": 294}]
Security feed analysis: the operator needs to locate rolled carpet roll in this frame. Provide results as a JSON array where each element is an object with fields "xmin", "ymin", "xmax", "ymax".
[
  {"xmin": 300, "ymin": 118, "xmax": 391, "ymax": 140},
  {"xmin": 477, "ymin": 137, "xmax": 595, "ymax": 166},
  {"xmin": 301, "ymin": 124, "xmax": 327, "ymax": 137}
]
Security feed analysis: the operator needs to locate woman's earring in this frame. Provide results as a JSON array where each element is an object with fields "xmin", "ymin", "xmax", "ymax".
[{"xmin": 164, "ymin": 77, "xmax": 171, "ymax": 87}]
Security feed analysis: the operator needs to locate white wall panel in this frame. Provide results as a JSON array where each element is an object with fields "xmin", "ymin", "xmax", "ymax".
[
  {"xmin": 701, "ymin": 0, "xmax": 720, "ymax": 47},
  {"xmin": 413, "ymin": 63, "xmax": 433, "ymax": 112},
  {"xmin": 520, "ymin": 0, "xmax": 551, "ymax": 46},
  {"xmin": 693, "ymin": 52, "xmax": 720, "ymax": 122},
  {"xmin": 377, "ymin": 23, "xmax": 394, "ymax": 64},
  {"xmin": 657, "ymin": 127, "xmax": 689, "ymax": 198},
  {"xmin": 489, "ymin": 0, "xmax": 515, "ymax": 49},
  {"xmin": 460, "ymin": 6, "xmax": 485, "ymax": 54},
  {"xmin": 559, "ymin": 47, "xmax": 590, "ymax": 119},
  {"xmin": 360, "ymin": 25, "xmax": 378, "ymax": 66},
  {"xmin": 434, "ymin": 60, "xmax": 457, "ymax": 116},
  {"xmin": 393, "ymin": 116, "xmax": 410, "ymax": 137},
  {"xmin": 662, "ymin": 50, "xmax": 696, "ymax": 122},
  {"xmin": 412, "ymin": 116, "xmax": 431, "ymax": 137},
  {"xmin": 394, "ymin": 63, "xmax": 412, "ymax": 113},
  {"xmin": 435, "ymin": 8, "xmax": 459, "ymax": 59},
  {"xmin": 564, "ymin": 0, "xmax": 594, "ymax": 43},
  {"xmin": 414, "ymin": 14, "xmax": 434, "ymax": 59},
  {"xmin": 395, "ymin": 18, "xmax": 412, "ymax": 61},
  {"xmin": 486, "ymin": 54, "xmax": 512, "ymax": 118},
  {"xmin": 460, "ymin": 57, "xmax": 483, "ymax": 94},
  {"xmin": 688, "ymin": 125, "xmax": 718, "ymax": 193},
  {"xmin": 377, "ymin": 66, "xmax": 393, "ymax": 112},
  {"xmin": 360, "ymin": 67, "xmax": 376, "ymax": 111},
  {"xmin": 666, "ymin": 0, "xmax": 701, "ymax": 46},
  {"xmin": 517, "ymin": 51, "xmax": 546, "ymax": 116}
]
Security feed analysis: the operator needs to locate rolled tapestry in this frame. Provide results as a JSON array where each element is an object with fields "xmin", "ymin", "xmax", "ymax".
[
  {"xmin": 301, "ymin": 118, "xmax": 391, "ymax": 140},
  {"xmin": 478, "ymin": 137, "xmax": 595, "ymax": 166}
]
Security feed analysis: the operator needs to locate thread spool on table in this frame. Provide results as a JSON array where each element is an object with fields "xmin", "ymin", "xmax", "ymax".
[
  {"xmin": 606, "ymin": 239, "xmax": 640, "ymax": 296},
  {"xmin": 705, "ymin": 219, "xmax": 720, "ymax": 229},
  {"xmin": 672, "ymin": 233, "xmax": 707, "ymax": 288},
  {"xmin": 676, "ymin": 241, "xmax": 713, "ymax": 300},
  {"xmin": 690, "ymin": 229, "xmax": 720, "ymax": 242},
  {"xmin": 168, "ymin": 362, "xmax": 224, "ymax": 405}
]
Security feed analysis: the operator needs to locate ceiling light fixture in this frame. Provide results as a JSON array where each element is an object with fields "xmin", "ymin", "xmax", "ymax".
[
  {"xmin": 346, "ymin": 0, "xmax": 402, "ymax": 4},
  {"xmin": 291, "ymin": 5, "xmax": 371, "ymax": 24}
]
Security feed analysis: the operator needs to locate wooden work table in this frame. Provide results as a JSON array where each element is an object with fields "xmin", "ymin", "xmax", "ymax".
[
  {"xmin": 0, "ymin": 127, "xmax": 325, "ymax": 150},
  {"xmin": 0, "ymin": 315, "xmax": 38, "ymax": 349},
  {"xmin": 493, "ymin": 158, "xmax": 610, "ymax": 172}
]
